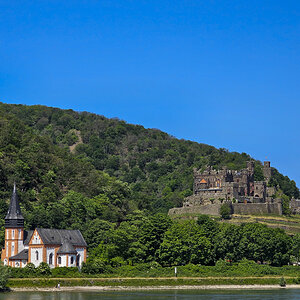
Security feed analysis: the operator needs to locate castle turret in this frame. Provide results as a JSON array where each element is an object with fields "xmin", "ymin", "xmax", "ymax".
[
  {"xmin": 1, "ymin": 184, "xmax": 25, "ymax": 266},
  {"xmin": 263, "ymin": 161, "xmax": 272, "ymax": 182},
  {"xmin": 247, "ymin": 161, "xmax": 254, "ymax": 175}
]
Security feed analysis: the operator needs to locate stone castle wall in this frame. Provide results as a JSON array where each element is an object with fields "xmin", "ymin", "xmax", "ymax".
[
  {"xmin": 169, "ymin": 160, "xmax": 283, "ymax": 217},
  {"xmin": 168, "ymin": 202, "xmax": 282, "ymax": 217},
  {"xmin": 169, "ymin": 204, "xmax": 222, "ymax": 217},
  {"xmin": 290, "ymin": 199, "xmax": 300, "ymax": 214},
  {"xmin": 232, "ymin": 202, "xmax": 282, "ymax": 215}
]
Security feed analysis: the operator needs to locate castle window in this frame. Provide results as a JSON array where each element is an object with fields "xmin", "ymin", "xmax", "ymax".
[
  {"xmin": 11, "ymin": 242, "xmax": 15, "ymax": 255},
  {"xmin": 18, "ymin": 229, "xmax": 21, "ymax": 239},
  {"xmin": 12, "ymin": 230, "xmax": 15, "ymax": 239},
  {"xmin": 71, "ymin": 256, "xmax": 74, "ymax": 264},
  {"xmin": 49, "ymin": 253, "xmax": 53, "ymax": 265},
  {"xmin": 58, "ymin": 256, "xmax": 61, "ymax": 264},
  {"xmin": 35, "ymin": 250, "xmax": 39, "ymax": 261}
]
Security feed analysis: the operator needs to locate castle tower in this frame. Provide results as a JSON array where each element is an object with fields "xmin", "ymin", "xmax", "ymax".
[
  {"xmin": 1, "ymin": 184, "xmax": 25, "ymax": 266},
  {"xmin": 247, "ymin": 161, "xmax": 255, "ymax": 175},
  {"xmin": 263, "ymin": 161, "xmax": 272, "ymax": 182}
]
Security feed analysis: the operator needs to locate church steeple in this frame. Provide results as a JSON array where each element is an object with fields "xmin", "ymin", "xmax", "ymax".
[{"xmin": 5, "ymin": 183, "xmax": 24, "ymax": 228}]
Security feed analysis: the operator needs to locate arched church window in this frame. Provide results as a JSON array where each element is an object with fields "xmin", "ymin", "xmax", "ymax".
[
  {"xmin": 76, "ymin": 254, "xmax": 80, "ymax": 267},
  {"xmin": 49, "ymin": 253, "xmax": 53, "ymax": 265},
  {"xmin": 36, "ymin": 250, "xmax": 39, "ymax": 261}
]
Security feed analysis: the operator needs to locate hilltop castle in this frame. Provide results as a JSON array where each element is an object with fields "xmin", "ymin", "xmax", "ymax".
[
  {"xmin": 1, "ymin": 185, "xmax": 87, "ymax": 268},
  {"xmin": 169, "ymin": 161, "xmax": 282, "ymax": 216},
  {"xmin": 191, "ymin": 161, "xmax": 274, "ymax": 205}
]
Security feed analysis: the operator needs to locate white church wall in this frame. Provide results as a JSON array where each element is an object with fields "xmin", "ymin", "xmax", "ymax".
[
  {"xmin": 32, "ymin": 232, "xmax": 41, "ymax": 244},
  {"xmin": 30, "ymin": 247, "xmax": 43, "ymax": 267},
  {"xmin": 68, "ymin": 255, "xmax": 76, "ymax": 267},
  {"xmin": 57, "ymin": 254, "xmax": 67, "ymax": 267},
  {"xmin": 11, "ymin": 242, "xmax": 15, "ymax": 256},
  {"xmin": 76, "ymin": 248, "xmax": 84, "ymax": 267},
  {"xmin": 14, "ymin": 260, "xmax": 21, "ymax": 268},
  {"xmin": 46, "ymin": 248, "xmax": 55, "ymax": 268},
  {"xmin": 18, "ymin": 240, "xmax": 24, "ymax": 253}
]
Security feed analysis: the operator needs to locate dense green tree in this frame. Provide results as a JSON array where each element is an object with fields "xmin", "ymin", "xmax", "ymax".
[
  {"xmin": 139, "ymin": 213, "xmax": 172, "ymax": 261},
  {"xmin": 220, "ymin": 203, "xmax": 232, "ymax": 220},
  {"xmin": 0, "ymin": 264, "xmax": 9, "ymax": 290},
  {"xmin": 158, "ymin": 220, "xmax": 213, "ymax": 266},
  {"xmin": 197, "ymin": 214, "xmax": 219, "ymax": 239},
  {"xmin": 239, "ymin": 223, "xmax": 291, "ymax": 266},
  {"xmin": 214, "ymin": 224, "xmax": 242, "ymax": 262},
  {"xmin": 292, "ymin": 234, "xmax": 300, "ymax": 264},
  {"xmin": 36, "ymin": 262, "xmax": 51, "ymax": 275}
]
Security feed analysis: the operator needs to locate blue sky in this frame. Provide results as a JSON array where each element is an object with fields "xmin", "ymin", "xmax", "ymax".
[{"xmin": 0, "ymin": 1, "xmax": 299, "ymax": 186}]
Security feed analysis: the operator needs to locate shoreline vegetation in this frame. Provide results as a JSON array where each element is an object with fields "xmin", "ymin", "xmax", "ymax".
[
  {"xmin": 6, "ymin": 261, "xmax": 300, "ymax": 290},
  {"xmin": 6, "ymin": 276, "xmax": 300, "ymax": 289},
  {"xmin": 9, "ymin": 285, "xmax": 300, "ymax": 292},
  {"xmin": 8, "ymin": 277, "xmax": 300, "ymax": 292}
]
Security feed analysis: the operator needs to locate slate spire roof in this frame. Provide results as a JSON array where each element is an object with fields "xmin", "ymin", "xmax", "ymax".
[{"xmin": 5, "ymin": 183, "xmax": 24, "ymax": 228}]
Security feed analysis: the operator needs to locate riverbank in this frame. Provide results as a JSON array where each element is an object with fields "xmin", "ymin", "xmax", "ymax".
[
  {"xmin": 9, "ymin": 285, "xmax": 300, "ymax": 292},
  {"xmin": 7, "ymin": 277, "xmax": 300, "ymax": 289}
]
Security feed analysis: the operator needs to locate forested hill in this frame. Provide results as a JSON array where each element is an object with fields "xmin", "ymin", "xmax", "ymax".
[{"xmin": 0, "ymin": 102, "xmax": 298, "ymax": 227}]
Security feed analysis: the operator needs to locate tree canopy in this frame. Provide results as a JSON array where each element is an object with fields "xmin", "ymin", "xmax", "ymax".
[{"xmin": 0, "ymin": 102, "xmax": 298, "ymax": 269}]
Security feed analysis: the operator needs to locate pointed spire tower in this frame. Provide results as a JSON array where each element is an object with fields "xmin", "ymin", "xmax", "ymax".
[
  {"xmin": 5, "ymin": 183, "xmax": 24, "ymax": 228},
  {"xmin": 2, "ymin": 184, "xmax": 25, "ymax": 266}
]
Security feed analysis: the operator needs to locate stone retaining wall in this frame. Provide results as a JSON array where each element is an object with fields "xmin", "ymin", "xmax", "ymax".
[
  {"xmin": 168, "ymin": 202, "xmax": 282, "ymax": 217},
  {"xmin": 232, "ymin": 203, "xmax": 282, "ymax": 215},
  {"xmin": 169, "ymin": 204, "xmax": 221, "ymax": 217}
]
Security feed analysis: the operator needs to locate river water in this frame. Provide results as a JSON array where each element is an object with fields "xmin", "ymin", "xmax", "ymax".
[{"xmin": 1, "ymin": 290, "xmax": 300, "ymax": 300}]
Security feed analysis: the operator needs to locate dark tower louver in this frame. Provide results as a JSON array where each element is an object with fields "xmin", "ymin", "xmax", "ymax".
[{"xmin": 5, "ymin": 183, "xmax": 24, "ymax": 228}]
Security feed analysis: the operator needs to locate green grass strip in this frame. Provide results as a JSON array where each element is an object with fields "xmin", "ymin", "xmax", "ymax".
[{"xmin": 7, "ymin": 277, "xmax": 300, "ymax": 288}]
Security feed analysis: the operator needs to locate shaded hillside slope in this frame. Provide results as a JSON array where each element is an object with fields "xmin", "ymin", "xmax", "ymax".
[{"xmin": 0, "ymin": 102, "xmax": 298, "ymax": 216}]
